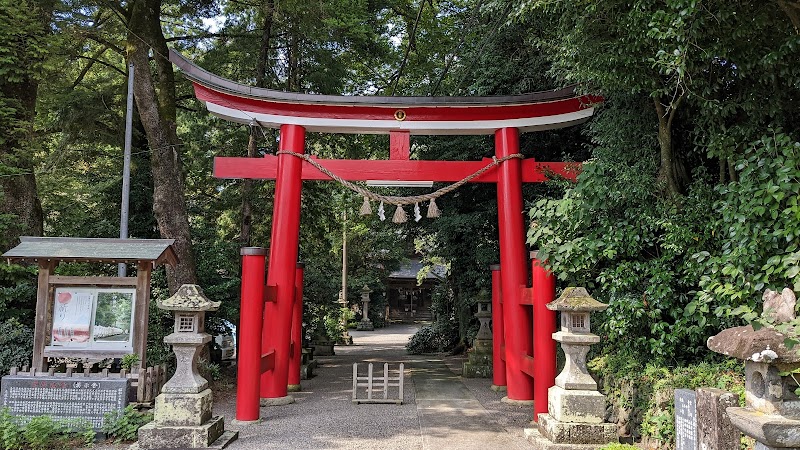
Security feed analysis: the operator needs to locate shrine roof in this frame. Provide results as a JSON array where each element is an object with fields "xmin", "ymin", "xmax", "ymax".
[
  {"xmin": 3, "ymin": 237, "xmax": 178, "ymax": 266},
  {"xmin": 170, "ymin": 49, "xmax": 601, "ymax": 135}
]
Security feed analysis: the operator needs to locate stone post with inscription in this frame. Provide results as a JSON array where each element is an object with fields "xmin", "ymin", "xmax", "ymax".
[
  {"xmin": 137, "ymin": 284, "xmax": 238, "ymax": 449},
  {"xmin": 525, "ymin": 287, "xmax": 617, "ymax": 449}
]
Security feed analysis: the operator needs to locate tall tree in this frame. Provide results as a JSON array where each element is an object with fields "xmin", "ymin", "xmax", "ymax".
[
  {"xmin": 0, "ymin": 0, "xmax": 51, "ymax": 250},
  {"xmin": 125, "ymin": 0, "xmax": 197, "ymax": 291}
]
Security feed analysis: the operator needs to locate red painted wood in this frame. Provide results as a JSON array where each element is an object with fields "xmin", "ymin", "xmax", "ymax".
[
  {"xmin": 236, "ymin": 249, "xmax": 266, "ymax": 422},
  {"xmin": 288, "ymin": 264, "xmax": 304, "ymax": 388},
  {"xmin": 491, "ymin": 265, "xmax": 507, "ymax": 389},
  {"xmin": 261, "ymin": 125, "xmax": 305, "ymax": 400},
  {"xmin": 214, "ymin": 156, "xmax": 581, "ymax": 183},
  {"xmin": 496, "ymin": 127, "xmax": 535, "ymax": 401},
  {"xmin": 532, "ymin": 256, "xmax": 557, "ymax": 422},
  {"xmin": 520, "ymin": 355, "xmax": 536, "ymax": 378},
  {"xmin": 390, "ymin": 131, "xmax": 410, "ymax": 160},
  {"xmin": 260, "ymin": 350, "xmax": 275, "ymax": 373},
  {"xmin": 195, "ymin": 83, "xmax": 599, "ymax": 122}
]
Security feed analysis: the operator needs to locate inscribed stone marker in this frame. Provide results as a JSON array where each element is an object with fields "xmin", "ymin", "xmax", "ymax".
[
  {"xmin": 675, "ymin": 388, "xmax": 698, "ymax": 450},
  {"xmin": 0, "ymin": 375, "xmax": 129, "ymax": 430}
]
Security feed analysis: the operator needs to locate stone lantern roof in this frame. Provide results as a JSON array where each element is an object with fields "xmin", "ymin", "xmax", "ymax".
[
  {"xmin": 546, "ymin": 287, "xmax": 608, "ymax": 312},
  {"xmin": 707, "ymin": 325, "xmax": 800, "ymax": 365},
  {"xmin": 158, "ymin": 284, "xmax": 220, "ymax": 312}
]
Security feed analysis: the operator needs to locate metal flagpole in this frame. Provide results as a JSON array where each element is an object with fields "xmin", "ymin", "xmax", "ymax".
[{"xmin": 119, "ymin": 63, "xmax": 134, "ymax": 277}]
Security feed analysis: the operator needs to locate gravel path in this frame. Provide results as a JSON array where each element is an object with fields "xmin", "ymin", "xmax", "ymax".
[{"xmin": 103, "ymin": 324, "xmax": 537, "ymax": 449}]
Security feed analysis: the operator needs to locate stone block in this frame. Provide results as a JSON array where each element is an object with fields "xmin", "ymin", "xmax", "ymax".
[
  {"xmin": 548, "ymin": 386, "xmax": 606, "ymax": 424},
  {"xmin": 462, "ymin": 362, "xmax": 492, "ymax": 378},
  {"xmin": 524, "ymin": 428, "xmax": 612, "ymax": 450},
  {"xmin": 697, "ymin": 388, "xmax": 739, "ymax": 450},
  {"xmin": 154, "ymin": 389, "xmax": 213, "ymax": 426},
  {"xmin": 727, "ymin": 407, "xmax": 800, "ymax": 448},
  {"xmin": 537, "ymin": 413, "xmax": 617, "ymax": 444},
  {"xmin": 138, "ymin": 415, "xmax": 226, "ymax": 449}
]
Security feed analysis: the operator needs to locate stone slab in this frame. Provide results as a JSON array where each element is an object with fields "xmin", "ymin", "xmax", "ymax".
[
  {"xmin": 138, "ymin": 415, "xmax": 226, "ymax": 449},
  {"xmin": 675, "ymin": 388, "xmax": 698, "ymax": 450},
  {"xmin": 501, "ymin": 396, "xmax": 534, "ymax": 406},
  {"xmin": 260, "ymin": 395, "xmax": 295, "ymax": 406},
  {"xmin": 696, "ymin": 387, "xmax": 739, "ymax": 450},
  {"xmin": 728, "ymin": 407, "xmax": 800, "ymax": 447},
  {"xmin": 537, "ymin": 413, "xmax": 617, "ymax": 444},
  {"xmin": 0, "ymin": 374, "xmax": 128, "ymax": 431},
  {"xmin": 154, "ymin": 389, "xmax": 213, "ymax": 426},
  {"xmin": 548, "ymin": 386, "xmax": 605, "ymax": 424},
  {"xmin": 524, "ymin": 428, "xmax": 613, "ymax": 450}
]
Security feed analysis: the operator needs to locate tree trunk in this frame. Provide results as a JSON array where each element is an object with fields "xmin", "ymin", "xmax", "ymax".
[
  {"xmin": 0, "ymin": 1, "xmax": 51, "ymax": 251},
  {"xmin": 653, "ymin": 96, "xmax": 687, "ymax": 196},
  {"xmin": 126, "ymin": 0, "xmax": 196, "ymax": 292},
  {"xmin": 240, "ymin": 0, "xmax": 276, "ymax": 247}
]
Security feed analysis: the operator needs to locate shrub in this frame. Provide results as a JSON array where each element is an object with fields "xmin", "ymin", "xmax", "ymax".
[
  {"xmin": 406, "ymin": 323, "xmax": 458, "ymax": 354},
  {"xmin": 0, "ymin": 409, "xmax": 95, "ymax": 450},
  {"xmin": 0, "ymin": 318, "xmax": 33, "ymax": 375},
  {"xmin": 102, "ymin": 405, "xmax": 153, "ymax": 443},
  {"xmin": 598, "ymin": 445, "xmax": 639, "ymax": 450}
]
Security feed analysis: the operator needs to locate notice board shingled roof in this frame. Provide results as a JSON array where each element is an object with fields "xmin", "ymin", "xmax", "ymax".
[{"xmin": 2, "ymin": 237, "xmax": 178, "ymax": 266}]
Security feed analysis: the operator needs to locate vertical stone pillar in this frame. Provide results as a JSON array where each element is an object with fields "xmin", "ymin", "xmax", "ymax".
[{"xmin": 697, "ymin": 388, "xmax": 739, "ymax": 450}]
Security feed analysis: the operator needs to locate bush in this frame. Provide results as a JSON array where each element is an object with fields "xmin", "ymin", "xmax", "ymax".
[
  {"xmin": 406, "ymin": 323, "xmax": 458, "ymax": 354},
  {"xmin": 102, "ymin": 405, "xmax": 153, "ymax": 443},
  {"xmin": 590, "ymin": 351, "xmax": 745, "ymax": 448},
  {"xmin": 0, "ymin": 409, "xmax": 95, "ymax": 450},
  {"xmin": 0, "ymin": 318, "xmax": 33, "ymax": 375},
  {"xmin": 598, "ymin": 445, "xmax": 639, "ymax": 450}
]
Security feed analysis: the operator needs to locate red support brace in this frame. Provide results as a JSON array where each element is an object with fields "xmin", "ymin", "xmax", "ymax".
[
  {"xmin": 261, "ymin": 124, "xmax": 306, "ymax": 400},
  {"xmin": 236, "ymin": 247, "xmax": 267, "ymax": 422},
  {"xmin": 288, "ymin": 263, "xmax": 304, "ymax": 390},
  {"xmin": 490, "ymin": 264, "xmax": 506, "ymax": 390},
  {"xmin": 532, "ymin": 253, "xmax": 557, "ymax": 421},
  {"xmin": 495, "ymin": 127, "xmax": 534, "ymax": 401}
]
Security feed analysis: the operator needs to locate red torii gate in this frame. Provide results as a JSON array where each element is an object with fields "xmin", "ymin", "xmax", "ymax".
[{"xmin": 170, "ymin": 50, "xmax": 599, "ymax": 424}]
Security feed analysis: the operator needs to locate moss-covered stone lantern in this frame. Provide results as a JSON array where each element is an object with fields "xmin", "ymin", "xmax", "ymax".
[
  {"xmin": 357, "ymin": 285, "xmax": 374, "ymax": 331},
  {"xmin": 138, "ymin": 284, "xmax": 237, "ymax": 449},
  {"xmin": 526, "ymin": 287, "xmax": 616, "ymax": 449}
]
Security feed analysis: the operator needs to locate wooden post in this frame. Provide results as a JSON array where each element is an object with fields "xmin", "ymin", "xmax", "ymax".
[
  {"xmin": 134, "ymin": 261, "xmax": 152, "ymax": 370},
  {"xmin": 32, "ymin": 260, "xmax": 56, "ymax": 371}
]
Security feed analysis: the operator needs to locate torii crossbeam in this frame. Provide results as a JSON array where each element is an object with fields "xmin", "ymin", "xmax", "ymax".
[{"xmin": 170, "ymin": 49, "xmax": 600, "ymax": 424}]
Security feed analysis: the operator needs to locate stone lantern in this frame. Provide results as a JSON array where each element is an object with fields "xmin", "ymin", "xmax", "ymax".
[
  {"xmin": 526, "ymin": 287, "xmax": 616, "ymax": 449},
  {"xmin": 138, "ymin": 284, "xmax": 237, "ymax": 449},
  {"xmin": 463, "ymin": 290, "xmax": 493, "ymax": 378},
  {"xmin": 357, "ymin": 285, "xmax": 374, "ymax": 331},
  {"xmin": 707, "ymin": 288, "xmax": 800, "ymax": 450}
]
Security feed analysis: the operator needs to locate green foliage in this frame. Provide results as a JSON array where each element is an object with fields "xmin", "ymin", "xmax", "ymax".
[
  {"xmin": 598, "ymin": 445, "xmax": 638, "ymax": 450},
  {"xmin": 696, "ymin": 132, "xmax": 800, "ymax": 327},
  {"xmin": 101, "ymin": 405, "xmax": 152, "ymax": 442},
  {"xmin": 199, "ymin": 359, "xmax": 222, "ymax": 382},
  {"xmin": 0, "ymin": 264, "xmax": 36, "ymax": 326},
  {"xmin": 406, "ymin": 321, "xmax": 459, "ymax": 355},
  {"xmin": 0, "ymin": 318, "xmax": 33, "ymax": 375},
  {"xmin": 120, "ymin": 354, "xmax": 140, "ymax": 372},
  {"xmin": 0, "ymin": 409, "xmax": 95, "ymax": 450},
  {"xmin": 590, "ymin": 351, "xmax": 744, "ymax": 445}
]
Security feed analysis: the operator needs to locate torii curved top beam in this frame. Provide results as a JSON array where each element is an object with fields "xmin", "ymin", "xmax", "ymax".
[{"xmin": 170, "ymin": 49, "xmax": 601, "ymax": 135}]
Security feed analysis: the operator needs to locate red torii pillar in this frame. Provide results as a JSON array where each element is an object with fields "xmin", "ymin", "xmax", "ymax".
[
  {"xmin": 260, "ymin": 124, "xmax": 305, "ymax": 404},
  {"xmin": 495, "ymin": 128, "xmax": 535, "ymax": 401}
]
